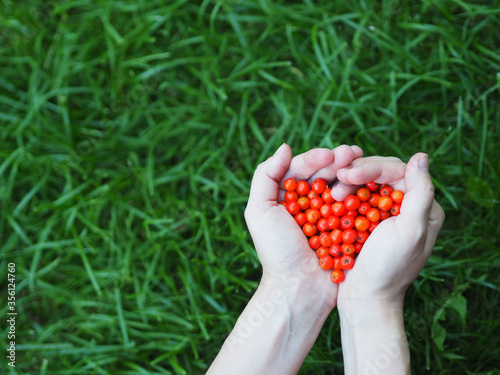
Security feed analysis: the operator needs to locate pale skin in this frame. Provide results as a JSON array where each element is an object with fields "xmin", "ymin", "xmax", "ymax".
[{"xmin": 207, "ymin": 144, "xmax": 445, "ymax": 374}]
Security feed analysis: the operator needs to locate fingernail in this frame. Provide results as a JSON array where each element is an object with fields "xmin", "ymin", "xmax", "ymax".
[
  {"xmin": 418, "ymin": 154, "xmax": 429, "ymax": 171},
  {"xmin": 274, "ymin": 143, "xmax": 286, "ymax": 156}
]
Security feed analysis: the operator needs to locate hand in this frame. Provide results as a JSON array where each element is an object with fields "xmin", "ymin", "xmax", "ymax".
[
  {"xmin": 244, "ymin": 143, "xmax": 363, "ymax": 305},
  {"xmin": 208, "ymin": 144, "xmax": 363, "ymax": 375},
  {"xmin": 335, "ymin": 154, "xmax": 445, "ymax": 310}
]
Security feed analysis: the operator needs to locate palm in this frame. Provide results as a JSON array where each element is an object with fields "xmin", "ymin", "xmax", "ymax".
[{"xmin": 337, "ymin": 218, "xmax": 403, "ymax": 301}]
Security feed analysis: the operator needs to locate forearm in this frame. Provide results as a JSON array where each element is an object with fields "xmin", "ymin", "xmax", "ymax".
[
  {"xmin": 207, "ymin": 276, "xmax": 335, "ymax": 375},
  {"xmin": 339, "ymin": 300, "xmax": 410, "ymax": 375}
]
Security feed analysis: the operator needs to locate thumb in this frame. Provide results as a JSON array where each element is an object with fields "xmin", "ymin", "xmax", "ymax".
[
  {"xmin": 398, "ymin": 153, "xmax": 435, "ymax": 230},
  {"xmin": 247, "ymin": 143, "xmax": 292, "ymax": 208}
]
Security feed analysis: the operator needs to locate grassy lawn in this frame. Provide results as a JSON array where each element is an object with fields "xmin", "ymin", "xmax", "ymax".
[{"xmin": 1, "ymin": 0, "xmax": 499, "ymax": 374}]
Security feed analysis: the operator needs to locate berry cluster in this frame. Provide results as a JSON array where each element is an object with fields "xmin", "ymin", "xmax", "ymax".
[{"xmin": 280, "ymin": 178, "xmax": 404, "ymax": 283}]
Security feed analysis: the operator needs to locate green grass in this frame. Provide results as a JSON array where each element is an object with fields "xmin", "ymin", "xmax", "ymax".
[{"xmin": 1, "ymin": 0, "xmax": 499, "ymax": 374}]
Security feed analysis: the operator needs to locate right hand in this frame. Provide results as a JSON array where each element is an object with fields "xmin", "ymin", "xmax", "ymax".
[{"xmin": 334, "ymin": 153, "xmax": 445, "ymax": 311}]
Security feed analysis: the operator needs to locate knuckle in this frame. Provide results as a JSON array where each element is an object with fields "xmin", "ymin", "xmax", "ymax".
[
  {"xmin": 435, "ymin": 203, "xmax": 446, "ymax": 226},
  {"xmin": 389, "ymin": 156, "xmax": 403, "ymax": 163},
  {"xmin": 244, "ymin": 205, "xmax": 252, "ymax": 222},
  {"xmin": 255, "ymin": 162, "xmax": 266, "ymax": 175}
]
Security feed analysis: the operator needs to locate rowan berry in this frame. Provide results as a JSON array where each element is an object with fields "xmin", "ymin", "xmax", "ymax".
[
  {"xmin": 294, "ymin": 212, "xmax": 307, "ymax": 227},
  {"xmin": 340, "ymin": 255, "xmax": 355, "ymax": 270},
  {"xmin": 303, "ymin": 222, "xmax": 317, "ymax": 237},
  {"xmin": 311, "ymin": 178, "xmax": 327, "ymax": 194},
  {"xmin": 356, "ymin": 187, "xmax": 371, "ymax": 201},
  {"xmin": 391, "ymin": 190, "xmax": 404, "ymax": 204},
  {"xmin": 319, "ymin": 256, "xmax": 334, "ymax": 270},
  {"xmin": 296, "ymin": 180, "xmax": 310, "ymax": 196},
  {"xmin": 322, "ymin": 188, "xmax": 335, "ymax": 204},
  {"xmin": 330, "ymin": 269, "xmax": 345, "ymax": 283},
  {"xmin": 317, "ymin": 218, "xmax": 329, "ymax": 232},
  {"xmin": 378, "ymin": 196, "xmax": 393, "ymax": 211},
  {"xmin": 366, "ymin": 181, "xmax": 378, "ymax": 192},
  {"xmin": 283, "ymin": 178, "xmax": 297, "ymax": 192},
  {"xmin": 344, "ymin": 194, "xmax": 361, "ymax": 210}
]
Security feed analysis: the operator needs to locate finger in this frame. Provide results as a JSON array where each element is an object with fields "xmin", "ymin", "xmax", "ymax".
[
  {"xmin": 308, "ymin": 144, "xmax": 361, "ymax": 184},
  {"xmin": 280, "ymin": 148, "xmax": 334, "ymax": 183},
  {"xmin": 336, "ymin": 156, "xmax": 407, "ymax": 190},
  {"xmin": 330, "ymin": 181, "xmax": 359, "ymax": 201},
  {"xmin": 248, "ymin": 143, "xmax": 292, "ymax": 208},
  {"xmin": 325, "ymin": 145, "xmax": 364, "ymax": 200},
  {"xmin": 351, "ymin": 145, "xmax": 364, "ymax": 159},
  {"xmin": 398, "ymin": 153, "xmax": 436, "ymax": 231},
  {"xmin": 422, "ymin": 199, "xmax": 446, "ymax": 257},
  {"xmin": 428, "ymin": 199, "xmax": 445, "ymax": 235}
]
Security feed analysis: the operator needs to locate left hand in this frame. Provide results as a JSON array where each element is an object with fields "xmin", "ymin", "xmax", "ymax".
[{"xmin": 244, "ymin": 143, "xmax": 363, "ymax": 308}]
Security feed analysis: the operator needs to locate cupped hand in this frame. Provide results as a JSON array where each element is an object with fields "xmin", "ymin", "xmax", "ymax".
[
  {"xmin": 334, "ymin": 154, "xmax": 445, "ymax": 310},
  {"xmin": 244, "ymin": 143, "xmax": 363, "ymax": 306}
]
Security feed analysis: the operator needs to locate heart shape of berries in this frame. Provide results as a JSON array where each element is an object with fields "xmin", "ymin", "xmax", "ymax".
[{"xmin": 281, "ymin": 178, "xmax": 404, "ymax": 283}]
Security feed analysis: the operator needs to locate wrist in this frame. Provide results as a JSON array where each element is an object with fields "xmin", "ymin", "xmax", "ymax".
[
  {"xmin": 259, "ymin": 269, "xmax": 336, "ymax": 317},
  {"xmin": 209, "ymin": 270, "xmax": 336, "ymax": 375},
  {"xmin": 338, "ymin": 299, "xmax": 410, "ymax": 375},
  {"xmin": 337, "ymin": 295, "xmax": 404, "ymax": 325}
]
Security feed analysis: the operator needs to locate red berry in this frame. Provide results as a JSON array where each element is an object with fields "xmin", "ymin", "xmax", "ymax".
[
  {"xmin": 341, "ymin": 243, "xmax": 356, "ymax": 256},
  {"xmin": 347, "ymin": 209, "xmax": 359, "ymax": 218},
  {"xmin": 319, "ymin": 232, "xmax": 333, "ymax": 247},
  {"xmin": 285, "ymin": 191, "xmax": 298, "ymax": 202},
  {"xmin": 316, "ymin": 246, "xmax": 329, "ymax": 258},
  {"xmin": 320, "ymin": 203, "xmax": 333, "ymax": 218},
  {"xmin": 329, "ymin": 243, "xmax": 343, "ymax": 258},
  {"xmin": 319, "ymin": 256, "xmax": 334, "ymax": 270},
  {"xmin": 283, "ymin": 178, "xmax": 297, "ymax": 192},
  {"xmin": 294, "ymin": 212, "xmax": 307, "ymax": 227},
  {"xmin": 366, "ymin": 181, "xmax": 378, "ymax": 192},
  {"xmin": 310, "ymin": 196, "xmax": 325, "ymax": 210},
  {"xmin": 322, "ymin": 188, "xmax": 335, "ymax": 204},
  {"xmin": 296, "ymin": 180, "xmax": 311, "ymax": 196},
  {"xmin": 390, "ymin": 203, "xmax": 401, "ymax": 216},
  {"xmin": 344, "ymin": 195, "xmax": 361, "ymax": 211},
  {"xmin": 368, "ymin": 193, "xmax": 380, "ymax": 208},
  {"xmin": 305, "ymin": 208, "xmax": 321, "ymax": 224},
  {"xmin": 333, "ymin": 258, "xmax": 343, "ymax": 270},
  {"xmin": 342, "ymin": 228, "xmax": 357, "ymax": 244},
  {"xmin": 379, "ymin": 185, "xmax": 394, "ymax": 196},
  {"xmin": 309, "ymin": 235, "xmax": 320, "ymax": 250},
  {"xmin": 355, "ymin": 242, "xmax": 363, "ymax": 253},
  {"xmin": 317, "ymin": 218, "xmax": 329, "ymax": 232},
  {"xmin": 356, "ymin": 230, "xmax": 369, "ymax": 244},
  {"xmin": 340, "ymin": 215, "xmax": 355, "ymax": 230},
  {"xmin": 391, "ymin": 190, "xmax": 404, "ymax": 204},
  {"xmin": 297, "ymin": 196, "xmax": 310, "ymax": 210},
  {"xmin": 366, "ymin": 208, "xmax": 381, "ymax": 222},
  {"xmin": 327, "ymin": 215, "xmax": 340, "ymax": 230},
  {"xmin": 332, "ymin": 201, "xmax": 348, "ymax": 217},
  {"xmin": 356, "ymin": 187, "xmax": 371, "ymax": 201},
  {"xmin": 330, "ymin": 269, "xmax": 345, "ymax": 283},
  {"xmin": 354, "ymin": 216, "xmax": 370, "ymax": 232},
  {"xmin": 340, "ymin": 255, "xmax": 355, "ymax": 270},
  {"xmin": 380, "ymin": 210, "xmax": 391, "ymax": 221},
  {"xmin": 303, "ymin": 222, "xmax": 317, "ymax": 237},
  {"xmin": 311, "ymin": 178, "xmax": 327, "ymax": 194},
  {"xmin": 286, "ymin": 200, "xmax": 300, "ymax": 215},
  {"xmin": 368, "ymin": 221, "xmax": 380, "ymax": 232},
  {"xmin": 378, "ymin": 196, "xmax": 394, "ymax": 211},
  {"xmin": 358, "ymin": 202, "xmax": 371, "ymax": 215},
  {"xmin": 330, "ymin": 229, "xmax": 343, "ymax": 244}
]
